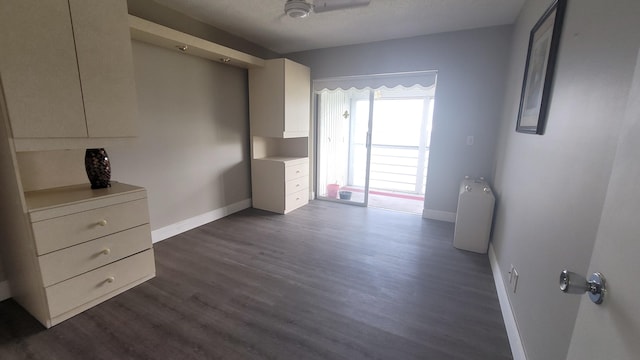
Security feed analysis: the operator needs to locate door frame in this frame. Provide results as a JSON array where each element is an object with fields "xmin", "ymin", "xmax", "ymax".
[{"xmin": 314, "ymin": 87, "xmax": 435, "ymax": 208}]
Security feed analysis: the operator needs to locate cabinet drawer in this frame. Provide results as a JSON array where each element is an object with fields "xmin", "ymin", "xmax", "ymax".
[
  {"xmin": 32, "ymin": 198, "xmax": 149, "ymax": 255},
  {"xmin": 285, "ymin": 188, "xmax": 309, "ymax": 212},
  {"xmin": 285, "ymin": 176, "xmax": 308, "ymax": 195},
  {"xmin": 45, "ymin": 249, "xmax": 155, "ymax": 318},
  {"xmin": 285, "ymin": 162, "xmax": 308, "ymax": 180},
  {"xmin": 39, "ymin": 224, "xmax": 152, "ymax": 287}
]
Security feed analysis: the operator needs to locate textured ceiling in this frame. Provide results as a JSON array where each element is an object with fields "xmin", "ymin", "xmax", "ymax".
[{"xmin": 152, "ymin": 0, "xmax": 525, "ymax": 54}]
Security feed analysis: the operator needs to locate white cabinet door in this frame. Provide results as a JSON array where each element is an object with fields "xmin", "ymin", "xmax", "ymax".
[
  {"xmin": 565, "ymin": 49, "xmax": 640, "ymax": 360},
  {"xmin": 0, "ymin": 0, "xmax": 137, "ymax": 141},
  {"xmin": 70, "ymin": 0, "xmax": 138, "ymax": 138},
  {"xmin": 250, "ymin": 58, "xmax": 310, "ymax": 138},
  {"xmin": 249, "ymin": 59, "xmax": 285, "ymax": 138},
  {"xmin": 0, "ymin": 0, "xmax": 87, "ymax": 138},
  {"xmin": 283, "ymin": 59, "xmax": 310, "ymax": 137}
]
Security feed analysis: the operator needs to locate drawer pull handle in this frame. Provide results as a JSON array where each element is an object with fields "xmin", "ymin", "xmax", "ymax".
[
  {"xmin": 296, "ymin": 170, "xmax": 300, "ymax": 173},
  {"xmin": 106, "ymin": 276, "xmax": 115, "ymax": 284},
  {"xmin": 97, "ymin": 219, "xmax": 108, "ymax": 226},
  {"xmin": 101, "ymin": 248, "xmax": 111, "ymax": 256},
  {"xmin": 296, "ymin": 184, "xmax": 300, "ymax": 187}
]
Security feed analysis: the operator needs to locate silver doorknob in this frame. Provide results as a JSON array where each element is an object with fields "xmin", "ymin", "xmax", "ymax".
[{"xmin": 559, "ymin": 270, "xmax": 606, "ymax": 304}]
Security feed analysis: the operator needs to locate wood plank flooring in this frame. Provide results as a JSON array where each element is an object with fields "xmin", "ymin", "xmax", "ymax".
[{"xmin": 0, "ymin": 200, "xmax": 512, "ymax": 359}]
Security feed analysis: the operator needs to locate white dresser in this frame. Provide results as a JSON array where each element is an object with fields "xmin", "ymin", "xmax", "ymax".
[
  {"xmin": 7, "ymin": 182, "xmax": 156, "ymax": 328},
  {"xmin": 252, "ymin": 157, "xmax": 309, "ymax": 214}
]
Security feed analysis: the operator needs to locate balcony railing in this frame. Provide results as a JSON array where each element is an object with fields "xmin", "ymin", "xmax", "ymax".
[{"xmin": 367, "ymin": 144, "xmax": 428, "ymax": 194}]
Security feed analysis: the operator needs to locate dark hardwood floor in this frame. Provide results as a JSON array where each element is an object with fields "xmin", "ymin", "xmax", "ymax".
[{"xmin": 0, "ymin": 200, "xmax": 512, "ymax": 360}]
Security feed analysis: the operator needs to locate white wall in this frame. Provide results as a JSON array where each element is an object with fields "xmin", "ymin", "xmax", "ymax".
[
  {"xmin": 286, "ymin": 26, "xmax": 512, "ymax": 217},
  {"xmin": 108, "ymin": 40, "xmax": 251, "ymax": 232},
  {"xmin": 491, "ymin": 1, "xmax": 640, "ymax": 359}
]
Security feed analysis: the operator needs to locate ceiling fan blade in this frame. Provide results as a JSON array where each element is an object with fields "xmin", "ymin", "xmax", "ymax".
[{"xmin": 312, "ymin": 0, "xmax": 371, "ymax": 13}]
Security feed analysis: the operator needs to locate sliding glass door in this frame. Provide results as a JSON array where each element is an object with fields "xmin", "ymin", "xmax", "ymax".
[{"xmin": 314, "ymin": 71, "xmax": 437, "ymax": 212}]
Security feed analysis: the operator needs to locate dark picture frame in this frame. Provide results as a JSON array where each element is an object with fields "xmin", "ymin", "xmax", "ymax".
[{"xmin": 516, "ymin": 0, "xmax": 567, "ymax": 134}]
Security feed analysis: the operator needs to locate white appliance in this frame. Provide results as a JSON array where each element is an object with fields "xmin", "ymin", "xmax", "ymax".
[{"xmin": 453, "ymin": 177, "xmax": 495, "ymax": 253}]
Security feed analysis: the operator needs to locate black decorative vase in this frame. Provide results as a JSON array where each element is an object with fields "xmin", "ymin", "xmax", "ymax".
[{"xmin": 85, "ymin": 148, "xmax": 111, "ymax": 189}]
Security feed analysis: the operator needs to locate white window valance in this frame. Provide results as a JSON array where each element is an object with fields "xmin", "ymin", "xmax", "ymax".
[{"xmin": 313, "ymin": 70, "xmax": 437, "ymax": 92}]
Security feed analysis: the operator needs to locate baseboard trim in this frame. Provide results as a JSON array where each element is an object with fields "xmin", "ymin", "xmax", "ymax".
[
  {"xmin": 0, "ymin": 280, "xmax": 10, "ymax": 301},
  {"xmin": 422, "ymin": 208, "xmax": 456, "ymax": 222},
  {"xmin": 489, "ymin": 243, "xmax": 527, "ymax": 360},
  {"xmin": 151, "ymin": 198, "xmax": 252, "ymax": 243}
]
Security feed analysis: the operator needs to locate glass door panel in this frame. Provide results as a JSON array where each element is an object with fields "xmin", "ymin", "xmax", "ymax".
[
  {"xmin": 369, "ymin": 97, "xmax": 425, "ymax": 193},
  {"xmin": 316, "ymin": 88, "xmax": 370, "ymax": 205}
]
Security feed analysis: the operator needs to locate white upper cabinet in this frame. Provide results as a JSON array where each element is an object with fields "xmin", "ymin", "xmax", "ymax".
[
  {"xmin": 69, "ymin": 0, "xmax": 138, "ymax": 138},
  {"xmin": 0, "ymin": 0, "xmax": 86, "ymax": 138},
  {"xmin": 249, "ymin": 58, "xmax": 310, "ymax": 138},
  {"xmin": 0, "ymin": 0, "xmax": 137, "ymax": 141}
]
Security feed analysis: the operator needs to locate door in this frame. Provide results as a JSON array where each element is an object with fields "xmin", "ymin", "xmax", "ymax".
[
  {"xmin": 364, "ymin": 88, "xmax": 434, "ymax": 214},
  {"xmin": 565, "ymin": 49, "xmax": 640, "ymax": 360}
]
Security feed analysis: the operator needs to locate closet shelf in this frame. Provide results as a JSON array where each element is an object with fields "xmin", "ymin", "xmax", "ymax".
[{"xmin": 128, "ymin": 15, "xmax": 265, "ymax": 69}]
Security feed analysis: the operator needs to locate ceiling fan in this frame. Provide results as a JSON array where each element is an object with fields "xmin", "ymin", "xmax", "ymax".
[{"xmin": 284, "ymin": 0, "xmax": 371, "ymax": 18}]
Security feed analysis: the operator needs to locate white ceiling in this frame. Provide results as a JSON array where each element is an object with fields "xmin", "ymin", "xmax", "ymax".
[{"xmin": 152, "ymin": 0, "xmax": 525, "ymax": 54}]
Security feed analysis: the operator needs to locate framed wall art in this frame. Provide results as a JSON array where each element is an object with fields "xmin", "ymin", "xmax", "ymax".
[{"xmin": 516, "ymin": 0, "xmax": 567, "ymax": 134}]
